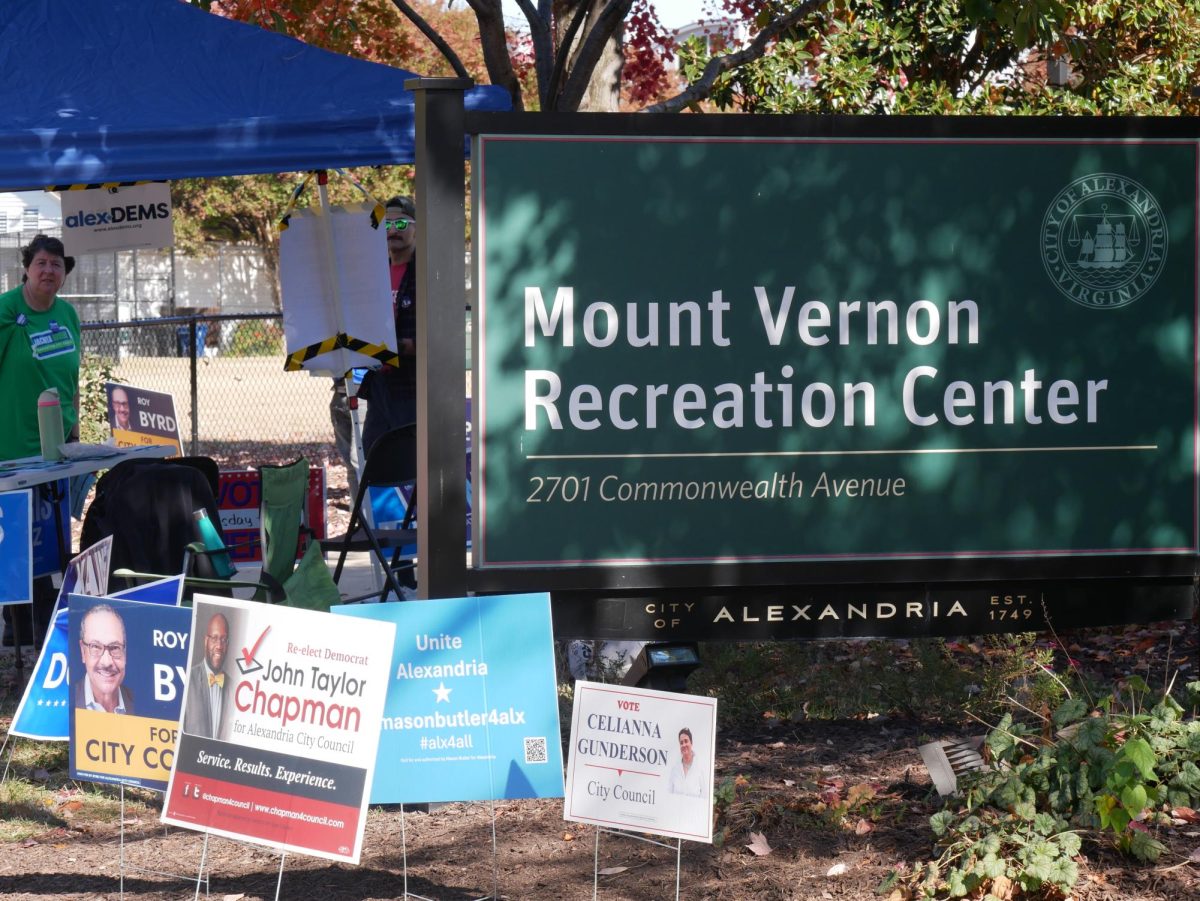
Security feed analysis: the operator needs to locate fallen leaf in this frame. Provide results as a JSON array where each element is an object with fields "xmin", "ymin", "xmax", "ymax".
[
  {"xmin": 847, "ymin": 783, "xmax": 877, "ymax": 806},
  {"xmin": 746, "ymin": 832, "xmax": 772, "ymax": 856},
  {"xmin": 562, "ymin": 833, "xmax": 575, "ymax": 842},
  {"xmin": 1172, "ymin": 807, "xmax": 1199, "ymax": 824},
  {"xmin": 826, "ymin": 862, "xmax": 848, "ymax": 877},
  {"xmin": 597, "ymin": 866, "xmax": 628, "ymax": 875},
  {"xmin": 783, "ymin": 779, "xmax": 795, "ymax": 787},
  {"xmin": 222, "ymin": 895, "xmax": 245, "ymax": 901},
  {"xmin": 61, "ymin": 801, "xmax": 83, "ymax": 813},
  {"xmin": 854, "ymin": 818, "xmax": 874, "ymax": 835},
  {"xmin": 991, "ymin": 874, "xmax": 1015, "ymax": 900}
]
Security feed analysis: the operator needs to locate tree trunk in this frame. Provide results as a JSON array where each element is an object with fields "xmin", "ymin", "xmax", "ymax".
[{"xmin": 552, "ymin": 0, "xmax": 625, "ymax": 111}]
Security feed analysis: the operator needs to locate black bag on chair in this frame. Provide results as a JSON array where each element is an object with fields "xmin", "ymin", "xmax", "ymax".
[{"xmin": 80, "ymin": 458, "xmax": 227, "ymax": 594}]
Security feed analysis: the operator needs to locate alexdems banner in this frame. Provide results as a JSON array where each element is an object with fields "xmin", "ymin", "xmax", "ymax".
[
  {"xmin": 333, "ymin": 592, "xmax": 563, "ymax": 803},
  {"xmin": 61, "ymin": 182, "xmax": 174, "ymax": 255},
  {"xmin": 474, "ymin": 137, "xmax": 1198, "ymax": 567},
  {"xmin": 68, "ymin": 595, "xmax": 192, "ymax": 791},
  {"xmin": 163, "ymin": 596, "xmax": 394, "ymax": 865}
]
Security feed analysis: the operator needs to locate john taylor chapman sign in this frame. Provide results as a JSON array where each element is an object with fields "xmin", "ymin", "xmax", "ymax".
[{"xmin": 473, "ymin": 135, "xmax": 1197, "ymax": 570}]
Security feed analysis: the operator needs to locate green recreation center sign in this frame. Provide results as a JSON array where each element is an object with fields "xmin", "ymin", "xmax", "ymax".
[{"xmin": 471, "ymin": 131, "xmax": 1196, "ymax": 575}]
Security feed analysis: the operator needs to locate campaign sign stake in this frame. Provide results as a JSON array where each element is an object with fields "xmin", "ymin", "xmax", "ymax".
[
  {"xmin": 564, "ymin": 682, "xmax": 717, "ymax": 843},
  {"xmin": 163, "ymin": 596, "xmax": 395, "ymax": 864},
  {"xmin": 334, "ymin": 592, "xmax": 564, "ymax": 803},
  {"xmin": 68, "ymin": 595, "xmax": 192, "ymax": 791}
]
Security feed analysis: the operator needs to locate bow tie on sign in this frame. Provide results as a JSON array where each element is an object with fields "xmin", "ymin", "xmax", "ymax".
[{"xmin": 208, "ymin": 672, "xmax": 225, "ymax": 688}]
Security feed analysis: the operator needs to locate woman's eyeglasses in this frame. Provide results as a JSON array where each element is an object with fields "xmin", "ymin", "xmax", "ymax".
[{"xmin": 385, "ymin": 218, "xmax": 415, "ymax": 231}]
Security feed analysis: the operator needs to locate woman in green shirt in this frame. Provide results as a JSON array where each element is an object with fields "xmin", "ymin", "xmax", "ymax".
[{"xmin": 0, "ymin": 234, "xmax": 80, "ymax": 461}]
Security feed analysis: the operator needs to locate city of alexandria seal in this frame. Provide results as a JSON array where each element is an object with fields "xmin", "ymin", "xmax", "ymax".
[{"xmin": 1041, "ymin": 173, "xmax": 1167, "ymax": 309}]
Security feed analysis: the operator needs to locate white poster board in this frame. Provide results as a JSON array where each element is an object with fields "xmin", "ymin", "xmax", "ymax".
[
  {"xmin": 61, "ymin": 183, "xmax": 174, "ymax": 254},
  {"xmin": 564, "ymin": 681, "xmax": 717, "ymax": 843},
  {"xmin": 162, "ymin": 596, "xmax": 395, "ymax": 864},
  {"xmin": 279, "ymin": 202, "xmax": 395, "ymax": 374}
]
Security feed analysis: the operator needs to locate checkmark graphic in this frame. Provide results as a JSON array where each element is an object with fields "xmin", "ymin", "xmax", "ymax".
[
  {"xmin": 242, "ymin": 625, "xmax": 270, "ymax": 666},
  {"xmin": 235, "ymin": 625, "xmax": 270, "ymax": 675}
]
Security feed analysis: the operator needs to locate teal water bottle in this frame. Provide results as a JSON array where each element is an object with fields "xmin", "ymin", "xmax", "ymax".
[{"xmin": 193, "ymin": 508, "xmax": 236, "ymax": 579}]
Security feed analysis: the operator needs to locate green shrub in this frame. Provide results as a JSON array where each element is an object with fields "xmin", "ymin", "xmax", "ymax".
[
  {"xmin": 884, "ymin": 678, "xmax": 1200, "ymax": 899},
  {"xmin": 78, "ymin": 353, "xmax": 118, "ymax": 444},
  {"xmin": 225, "ymin": 319, "xmax": 283, "ymax": 357}
]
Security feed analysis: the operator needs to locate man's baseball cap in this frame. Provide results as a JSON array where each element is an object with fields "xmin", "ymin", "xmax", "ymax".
[{"xmin": 386, "ymin": 195, "xmax": 415, "ymax": 219}]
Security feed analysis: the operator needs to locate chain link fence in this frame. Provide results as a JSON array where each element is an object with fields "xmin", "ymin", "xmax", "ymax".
[{"xmin": 82, "ymin": 314, "xmax": 339, "ymax": 468}]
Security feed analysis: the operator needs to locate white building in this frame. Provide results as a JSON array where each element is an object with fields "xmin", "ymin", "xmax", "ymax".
[{"xmin": 0, "ymin": 191, "xmax": 61, "ymax": 234}]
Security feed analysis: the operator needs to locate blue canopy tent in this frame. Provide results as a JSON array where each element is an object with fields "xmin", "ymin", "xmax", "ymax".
[{"xmin": 0, "ymin": 0, "xmax": 510, "ymax": 189}]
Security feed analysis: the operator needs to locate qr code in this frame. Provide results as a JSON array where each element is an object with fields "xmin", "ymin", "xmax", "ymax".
[{"xmin": 523, "ymin": 736, "xmax": 548, "ymax": 764}]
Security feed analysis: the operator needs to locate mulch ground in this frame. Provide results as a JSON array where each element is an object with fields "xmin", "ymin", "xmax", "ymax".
[{"xmin": 2, "ymin": 617, "xmax": 1197, "ymax": 900}]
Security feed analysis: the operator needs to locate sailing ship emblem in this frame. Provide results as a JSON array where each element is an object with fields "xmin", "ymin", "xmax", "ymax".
[
  {"xmin": 1041, "ymin": 173, "xmax": 1166, "ymax": 309},
  {"xmin": 1068, "ymin": 204, "xmax": 1138, "ymax": 270}
]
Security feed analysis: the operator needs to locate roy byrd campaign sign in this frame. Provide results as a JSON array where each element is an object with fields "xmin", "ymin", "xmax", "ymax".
[
  {"xmin": 333, "ymin": 592, "xmax": 563, "ymax": 804},
  {"xmin": 10, "ymin": 575, "xmax": 183, "ymax": 741},
  {"xmin": 0, "ymin": 489, "xmax": 32, "ymax": 605},
  {"xmin": 217, "ymin": 467, "xmax": 327, "ymax": 564},
  {"xmin": 106, "ymin": 382, "xmax": 182, "ymax": 453},
  {"xmin": 163, "ymin": 596, "xmax": 394, "ymax": 864},
  {"xmin": 564, "ymin": 682, "xmax": 717, "ymax": 843},
  {"xmin": 61, "ymin": 182, "xmax": 174, "ymax": 255},
  {"xmin": 68, "ymin": 595, "xmax": 192, "ymax": 791}
]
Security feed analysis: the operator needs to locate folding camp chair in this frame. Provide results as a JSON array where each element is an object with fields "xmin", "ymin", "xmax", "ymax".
[
  {"xmin": 82, "ymin": 456, "xmax": 232, "ymax": 599},
  {"xmin": 250, "ymin": 456, "xmax": 342, "ymax": 611},
  {"xmin": 109, "ymin": 457, "xmax": 340, "ymax": 611},
  {"xmin": 321, "ymin": 424, "xmax": 417, "ymax": 601}
]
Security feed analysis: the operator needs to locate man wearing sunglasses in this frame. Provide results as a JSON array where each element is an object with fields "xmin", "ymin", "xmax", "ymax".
[
  {"xmin": 358, "ymin": 195, "xmax": 419, "ymax": 456},
  {"xmin": 74, "ymin": 604, "xmax": 134, "ymax": 715}
]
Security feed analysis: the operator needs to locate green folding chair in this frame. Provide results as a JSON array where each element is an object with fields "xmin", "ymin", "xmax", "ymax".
[{"xmin": 254, "ymin": 457, "xmax": 341, "ymax": 612}]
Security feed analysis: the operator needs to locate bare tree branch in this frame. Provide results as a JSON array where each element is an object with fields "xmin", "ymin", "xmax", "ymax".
[
  {"xmin": 644, "ymin": 0, "xmax": 825, "ymax": 114},
  {"xmin": 557, "ymin": 0, "xmax": 635, "ymax": 111},
  {"xmin": 513, "ymin": 0, "xmax": 555, "ymax": 107},
  {"xmin": 546, "ymin": 0, "xmax": 595, "ymax": 110},
  {"xmin": 389, "ymin": 0, "xmax": 470, "ymax": 78},
  {"xmin": 464, "ymin": 0, "xmax": 527, "ymax": 110}
]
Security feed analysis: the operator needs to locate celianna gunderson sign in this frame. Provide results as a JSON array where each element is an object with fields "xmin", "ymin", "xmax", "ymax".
[{"xmin": 456, "ymin": 114, "xmax": 1198, "ymax": 641}]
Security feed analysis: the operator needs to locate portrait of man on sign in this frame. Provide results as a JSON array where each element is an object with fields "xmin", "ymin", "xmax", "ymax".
[
  {"xmin": 109, "ymin": 386, "xmax": 131, "ymax": 431},
  {"xmin": 183, "ymin": 610, "xmax": 230, "ymax": 739},
  {"xmin": 74, "ymin": 603, "xmax": 134, "ymax": 715}
]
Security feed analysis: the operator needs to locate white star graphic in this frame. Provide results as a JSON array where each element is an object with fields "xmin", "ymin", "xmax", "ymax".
[{"xmin": 433, "ymin": 682, "xmax": 452, "ymax": 703}]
